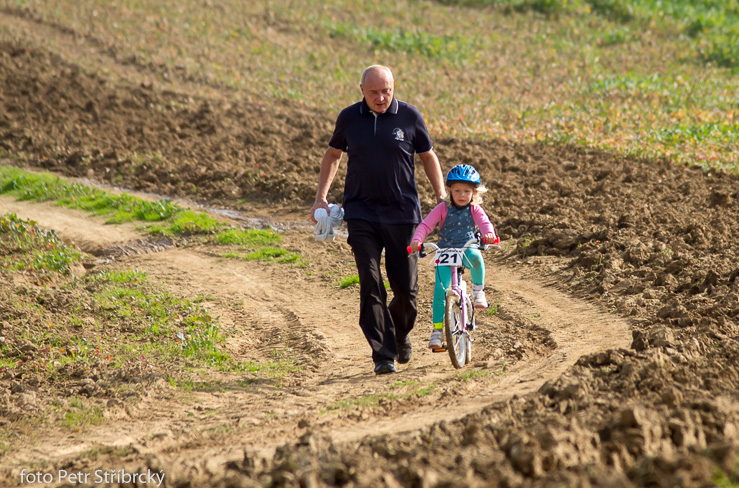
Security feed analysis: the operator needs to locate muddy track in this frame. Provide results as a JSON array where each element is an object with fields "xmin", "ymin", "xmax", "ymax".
[
  {"xmin": 2, "ymin": 10, "xmax": 739, "ymax": 486},
  {"xmin": 2, "ymin": 196, "xmax": 630, "ymax": 484}
]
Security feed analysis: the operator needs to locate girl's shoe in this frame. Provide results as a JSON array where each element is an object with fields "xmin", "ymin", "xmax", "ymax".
[
  {"xmin": 428, "ymin": 329, "xmax": 443, "ymax": 349},
  {"xmin": 472, "ymin": 290, "xmax": 488, "ymax": 309}
]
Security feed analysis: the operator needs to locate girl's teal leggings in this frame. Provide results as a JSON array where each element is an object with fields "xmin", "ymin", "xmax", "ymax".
[{"xmin": 432, "ymin": 248, "xmax": 484, "ymax": 325}]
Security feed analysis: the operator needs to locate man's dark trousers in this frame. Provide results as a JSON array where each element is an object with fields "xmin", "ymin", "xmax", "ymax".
[{"xmin": 346, "ymin": 219, "xmax": 418, "ymax": 365}]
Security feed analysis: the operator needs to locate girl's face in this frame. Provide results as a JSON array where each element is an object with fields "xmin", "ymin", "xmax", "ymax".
[{"xmin": 449, "ymin": 182, "xmax": 476, "ymax": 206}]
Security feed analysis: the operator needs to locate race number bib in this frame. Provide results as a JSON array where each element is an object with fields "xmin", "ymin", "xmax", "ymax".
[{"xmin": 434, "ymin": 248, "xmax": 464, "ymax": 267}]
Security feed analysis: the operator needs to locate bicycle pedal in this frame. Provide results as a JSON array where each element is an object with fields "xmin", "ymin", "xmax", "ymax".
[{"xmin": 431, "ymin": 346, "xmax": 447, "ymax": 353}]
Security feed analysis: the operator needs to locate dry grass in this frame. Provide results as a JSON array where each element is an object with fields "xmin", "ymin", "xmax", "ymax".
[{"xmin": 1, "ymin": 0, "xmax": 736, "ymax": 171}]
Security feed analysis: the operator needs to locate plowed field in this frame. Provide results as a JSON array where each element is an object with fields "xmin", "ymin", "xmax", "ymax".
[{"xmin": 1, "ymin": 5, "xmax": 739, "ymax": 488}]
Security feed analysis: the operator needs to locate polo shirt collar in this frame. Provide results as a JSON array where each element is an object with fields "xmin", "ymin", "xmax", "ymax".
[{"xmin": 360, "ymin": 97, "xmax": 399, "ymax": 115}]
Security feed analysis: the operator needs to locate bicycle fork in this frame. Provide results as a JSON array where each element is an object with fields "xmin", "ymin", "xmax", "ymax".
[{"xmin": 450, "ymin": 269, "xmax": 474, "ymax": 333}]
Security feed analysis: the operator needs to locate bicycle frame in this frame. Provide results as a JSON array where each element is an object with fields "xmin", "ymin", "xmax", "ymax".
[
  {"xmin": 421, "ymin": 235, "xmax": 486, "ymax": 367},
  {"xmin": 443, "ymin": 254, "xmax": 470, "ymax": 329}
]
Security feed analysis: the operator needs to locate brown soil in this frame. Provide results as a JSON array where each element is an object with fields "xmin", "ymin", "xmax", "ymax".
[{"xmin": 2, "ymin": 20, "xmax": 739, "ymax": 488}]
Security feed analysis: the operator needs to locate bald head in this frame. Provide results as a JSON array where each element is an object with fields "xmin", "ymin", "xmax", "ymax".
[
  {"xmin": 360, "ymin": 65, "xmax": 394, "ymax": 114},
  {"xmin": 360, "ymin": 65, "xmax": 394, "ymax": 85}
]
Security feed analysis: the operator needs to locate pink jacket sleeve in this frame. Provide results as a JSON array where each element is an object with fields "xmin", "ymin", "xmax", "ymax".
[
  {"xmin": 471, "ymin": 205, "xmax": 496, "ymax": 239},
  {"xmin": 411, "ymin": 203, "xmax": 447, "ymax": 243}
]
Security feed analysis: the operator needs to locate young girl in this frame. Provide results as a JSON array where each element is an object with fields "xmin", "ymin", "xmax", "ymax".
[{"xmin": 409, "ymin": 164, "xmax": 497, "ymax": 350}]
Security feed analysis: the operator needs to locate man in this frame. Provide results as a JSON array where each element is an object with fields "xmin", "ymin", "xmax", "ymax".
[{"xmin": 310, "ymin": 65, "xmax": 445, "ymax": 375}]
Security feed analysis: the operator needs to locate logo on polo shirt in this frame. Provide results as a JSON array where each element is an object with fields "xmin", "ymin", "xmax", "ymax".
[{"xmin": 392, "ymin": 128, "xmax": 405, "ymax": 141}]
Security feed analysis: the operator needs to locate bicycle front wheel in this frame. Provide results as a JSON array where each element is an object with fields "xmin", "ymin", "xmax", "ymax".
[
  {"xmin": 463, "ymin": 294, "xmax": 474, "ymax": 364},
  {"xmin": 444, "ymin": 293, "xmax": 468, "ymax": 369}
]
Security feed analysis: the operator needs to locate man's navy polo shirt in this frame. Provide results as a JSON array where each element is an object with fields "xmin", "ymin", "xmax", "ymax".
[{"xmin": 328, "ymin": 98, "xmax": 433, "ymax": 224}]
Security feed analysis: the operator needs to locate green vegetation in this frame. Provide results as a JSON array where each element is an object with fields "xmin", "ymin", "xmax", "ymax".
[
  {"xmin": 712, "ymin": 463, "xmax": 739, "ymax": 488},
  {"xmin": 59, "ymin": 398, "xmax": 105, "ymax": 429},
  {"xmin": 388, "ymin": 379, "xmax": 420, "ymax": 389},
  {"xmin": 0, "ymin": 213, "xmax": 82, "ymax": 276},
  {"xmin": 0, "ymin": 213, "xmax": 303, "ymax": 409},
  {"xmin": 147, "ymin": 209, "xmax": 225, "ymax": 236},
  {"xmin": 3, "ymin": 0, "xmax": 735, "ymax": 172},
  {"xmin": 244, "ymin": 246, "xmax": 300, "ymax": 263},
  {"xmin": 438, "ymin": 0, "xmax": 739, "ymax": 70},
  {"xmin": 214, "ymin": 228, "xmax": 281, "ymax": 246},
  {"xmin": 0, "ymin": 167, "xmax": 304, "ymax": 263},
  {"xmin": 0, "ymin": 166, "xmax": 224, "ymax": 235},
  {"xmin": 334, "ymin": 274, "xmax": 391, "ymax": 289},
  {"xmin": 326, "ymin": 380, "xmax": 437, "ymax": 412},
  {"xmin": 336, "ymin": 274, "xmax": 360, "ymax": 289},
  {"xmin": 79, "ymin": 445, "xmax": 133, "ymax": 461},
  {"xmin": 458, "ymin": 369, "xmax": 490, "ymax": 382},
  {"xmin": 329, "ymin": 392, "xmax": 390, "ymax": 410},
  {"xmin": 220, "ymin": 243, "xmax": 302, "ymax": 263},
  {"xmin": 326, "ymin": 22, "xmax": 472, "ymax": 62},
  {"xmin": 89, "ymin": 268, "xmax": 230, "ymax": 368},
  {"xmin": 485, "ymin": 302, "xmax": 501, "ymax": 315}
]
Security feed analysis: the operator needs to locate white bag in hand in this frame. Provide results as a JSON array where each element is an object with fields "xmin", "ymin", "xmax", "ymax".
[{"xmin": 314, "ymin": 204, "xmax": 344, "ymax": 241}]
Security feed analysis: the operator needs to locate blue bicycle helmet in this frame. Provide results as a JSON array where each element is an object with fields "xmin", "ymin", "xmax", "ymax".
[{"xmin": 446, "ymin": 164, "xmax": 481, "ymax": 187}]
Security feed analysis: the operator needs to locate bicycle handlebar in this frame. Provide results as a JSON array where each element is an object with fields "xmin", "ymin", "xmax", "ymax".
[{"xmin": 407, "ymin": 233, "xmax": 500, "ymax": 258}]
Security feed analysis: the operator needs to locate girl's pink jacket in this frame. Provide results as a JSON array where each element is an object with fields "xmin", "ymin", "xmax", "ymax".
[{"xmin": 412, "ymin": 203, "xmax": 496, "ymax": 244}]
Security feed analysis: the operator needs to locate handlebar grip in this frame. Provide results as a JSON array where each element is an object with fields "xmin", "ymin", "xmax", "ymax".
[{"xmin": 409, "ymin": 243, "xmax": 426, "ymax": 257}]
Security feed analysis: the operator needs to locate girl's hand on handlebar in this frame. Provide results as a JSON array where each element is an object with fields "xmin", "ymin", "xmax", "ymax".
[
  {"xmin": 482, "ymin": 233, "xmax": 500, "ymax": 245},
  {"xmin": 407, "ymin": 241, "xmax": 422, "ymax": 254}
]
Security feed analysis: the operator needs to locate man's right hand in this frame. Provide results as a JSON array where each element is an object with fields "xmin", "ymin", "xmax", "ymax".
[{"xmin": 310, "ymin": 200, "xmax": 330, "ymax": 224}]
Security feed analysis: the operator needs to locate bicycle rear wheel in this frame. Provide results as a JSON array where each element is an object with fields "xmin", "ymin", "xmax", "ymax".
[{"xmin": 444, "ymin": 293, "xmax": 468, "ymax": 369}]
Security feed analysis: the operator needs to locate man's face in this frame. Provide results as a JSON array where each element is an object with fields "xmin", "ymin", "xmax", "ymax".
[{"xmin": 360, "ymin": 69, "xmax": 394, "ymax": 114}]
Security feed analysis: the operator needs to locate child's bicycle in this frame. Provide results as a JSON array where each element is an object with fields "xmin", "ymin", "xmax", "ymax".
[{"xmin": 410, "ymin": 233, "xmax": 500, "ymax": 369}]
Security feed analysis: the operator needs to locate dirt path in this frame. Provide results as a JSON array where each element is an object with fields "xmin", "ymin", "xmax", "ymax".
[
  {"xmin": 2, "ymin": 7, "xmax": 738, "ymax": 484},
  {"xmin": 2, "ymin": 197, "xmax": 631, "ymax": 481}
]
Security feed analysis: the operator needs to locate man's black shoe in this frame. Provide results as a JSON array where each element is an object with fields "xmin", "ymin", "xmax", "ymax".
[
  {"xmin": 374, "ymin": 361, "xmax": 396, "ymax": 375},
  {"xmin": 397, "ymin": 336, "xmax": 412, "ymax": 364}
]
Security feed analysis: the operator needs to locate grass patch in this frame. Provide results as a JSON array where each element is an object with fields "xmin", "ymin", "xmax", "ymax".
[
  {"xmin": 243, "ymin": 246, "xmax": 298, "ymax": 262},
  {"xmin": 0, "ymin": 167, "xmax": 303, "ymax": 262},
  {"xmin": 485, "ymin": 302, "xmax": 501, "ymax": 315},
  {"xmin": 334, "ymin": 274, "xmax": 389, "ymax": 289},
  {"xmin": 326, "ymin": 22, "xmax": 471, "ymax": 62},
  {"xmin": 328, "ymin": 392, "xmax": 394, "ymax": 411},
  {"xmin": 387, "ymin": 379, "xmax": 435, "ymax": 396},
  {"xmin": 0, "ymin": 166, "xmax": 178, "ymax": 222},
  {"xmin": 0, "ymin": 356, "xmax": 19, "ymax": 369},
  {"xmin": 336, "ymin": 274, "xmax": 360, "ymax": 289},
  {"xmin": 458, "ymin": 369, "xmax": 490, "ymax": 382},
  {"xmin": 0, "ymin": 166, "xmax": 228, "ymax": 236},
  {"xmin": 146, "ymin": 209, "xmax": 227, "ymax": 236},
  {"xmin": 59, "ymin": 398, "xmax": 105, "ymax": 429},
  {"xmin": 712, "ymin": 462, "xmax": 739, "ymax": 488},
  {"xmin": 89, "ymin": 269, "xmax": 230, "ymax": 368},
  {"xmin": 388, "ymin": 379, "xmax": 420, "ymax": 389},
  {"xmin": 79, "ymin": 445, "xmax": 133, "ymax": 461},
  {"xmin": 213, "ymin": 228, "xmax": 282, "ymax": 246},
  {"xmin": 414, "ymin": 384, "xmax": 436, "ymax": 397},
  {"xmin": 3, "ymin": 0, "xmax": 737, "ymax": 172},
  {"xmin": 327, "ymin": 380, "xmax": 437, "ymax": 412},
  {"xmin": 95, "ymin": 268, "xmax": 148, "ymax": 285},
  {"xmin": 0, "ymin": 213, "xmax": 82, "ymax": 277},
  {"xmin": 238, "ymin": 355, "xmax": 302, "ymax": 383}
]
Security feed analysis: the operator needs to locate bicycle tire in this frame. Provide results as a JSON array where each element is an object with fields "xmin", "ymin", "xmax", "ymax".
[
  {"xmin": 463, "ymin": 294, "xmax": 474, "ymax": 364},
  {"xmin": 444, "ymin": 292, "xmax": 467, "ymax": 368}
]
